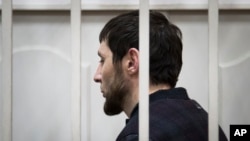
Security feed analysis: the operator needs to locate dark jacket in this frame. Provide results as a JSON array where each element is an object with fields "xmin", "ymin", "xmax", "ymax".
[{"xmin": 116, "ymin": 88, "xmax": 228, "ymax": 141}]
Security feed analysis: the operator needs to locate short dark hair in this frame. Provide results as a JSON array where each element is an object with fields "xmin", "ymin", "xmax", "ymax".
[{"xmin": 99, "ymin": 10, "xmax": 183, "ymax": 87}]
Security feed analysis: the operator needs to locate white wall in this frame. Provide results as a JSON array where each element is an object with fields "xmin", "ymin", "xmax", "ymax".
[
  {"xmin": 12, "ymin": 11, "xmax": 72, "ymax": 141},
  {"xmin": 219, "ymin": 11, "xmax": 250, "ymax": 137}
]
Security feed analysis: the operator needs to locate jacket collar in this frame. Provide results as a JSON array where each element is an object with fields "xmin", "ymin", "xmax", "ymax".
[{"xmin": 127, "ymin": 87, "xmax": 189, "ymax": 123}]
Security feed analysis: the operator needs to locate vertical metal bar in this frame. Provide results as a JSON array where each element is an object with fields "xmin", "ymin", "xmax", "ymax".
[
  {"xmin": 1, "ymin": 0, "xmax": 13, "ymax": 141},
  {"xmin": 81, "ymin": 64, "xmax": 91, "ymax": 141},
  {"xmin": 71, "ymin": 0, "xmax": 81, "ymax": 140},
  {"xmin": 139, "ymin": 0, "xmax": 149, "ymax": 141},
  {"xmin": 208, "ymin": 0, "xmax": 219, "ymax": 141}
]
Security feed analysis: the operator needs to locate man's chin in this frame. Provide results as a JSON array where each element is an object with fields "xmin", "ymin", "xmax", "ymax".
[
  {"xmin": 104, "ymin": 102, "xmax": 123, "ymax": 116},
  {"xmin": 104, "ymin": 111, "xmax": 122, "ymax": 116}
]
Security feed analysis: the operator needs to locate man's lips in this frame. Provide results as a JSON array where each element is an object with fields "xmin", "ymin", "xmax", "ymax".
[{"xmin": 100, "ymin": 90, "xmax": 105, "ymax": 97}]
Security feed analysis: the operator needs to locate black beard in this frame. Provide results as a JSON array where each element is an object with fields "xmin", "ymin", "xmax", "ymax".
[{"xmin": 103, "ymin": 65, "xmax": 130, "ymax": 115}]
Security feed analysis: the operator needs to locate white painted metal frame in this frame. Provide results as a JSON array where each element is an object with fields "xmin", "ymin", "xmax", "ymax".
[
  {"xmin": 208, "ymin": 0, "xmax": 219, "ymax": 141},
  {"xmin": 81, "ymin": 64, "xmax": 91, "ymax": 141},
  {"xmin": 0, "ymin": 1, "xmax": 225, "ymax": 141},
  {"xmin": 0, "ymin": 3, "xmax": 250, "ymax": 11},
  {"xmin": 139, "ymin": 0, "xmax": 149, "ymax": 141},
  {"xmin": 1, "ymin": 0, "xmax": 13, "ymax": 141},
  {"xmin": 1, "ymin": 0, "xmax": 84, "ymax": 141},
  {"xmin": 71, "ymin": 0, "xmax": 82, "ymax": 141}
]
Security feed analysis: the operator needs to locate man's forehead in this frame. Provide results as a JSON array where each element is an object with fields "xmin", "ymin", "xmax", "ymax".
[{"xmin": 98, "ymin": 41, "xmax": 112, "ymax": 57}]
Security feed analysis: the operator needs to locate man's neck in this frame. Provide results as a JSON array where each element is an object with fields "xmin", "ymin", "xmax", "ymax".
[
  {"xmin": 149, "ymin": 84, "xmax": 171, "ymax": 94},
  {"xmin": 124, "ymin": 83, "xmax": 171, "ymax": 118}
]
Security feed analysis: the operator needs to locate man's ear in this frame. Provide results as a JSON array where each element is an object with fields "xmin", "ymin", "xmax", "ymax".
[{"xmin": 126, "ymin": 48, "xmax": 139, "ymax": 75}]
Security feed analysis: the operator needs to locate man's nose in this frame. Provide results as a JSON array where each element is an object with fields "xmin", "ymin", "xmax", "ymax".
[{"xmin": 93, "ymin": 66, "xmax": 101, "ymax": 83}]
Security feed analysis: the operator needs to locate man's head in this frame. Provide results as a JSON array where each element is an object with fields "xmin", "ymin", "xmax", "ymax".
[{"xmin": 94, "ymin": 10, "xmax": 183, "ymax": 116}]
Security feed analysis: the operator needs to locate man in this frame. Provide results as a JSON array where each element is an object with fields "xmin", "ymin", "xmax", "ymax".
[{"xmin": 93, "ymin": 10, "xmax": 228, "ymax": 141}]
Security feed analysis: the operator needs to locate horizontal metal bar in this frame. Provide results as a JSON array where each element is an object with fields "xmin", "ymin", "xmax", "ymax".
[{"xmin": 0, "ymin": 4, "xmax": 249, "ymax": 11}]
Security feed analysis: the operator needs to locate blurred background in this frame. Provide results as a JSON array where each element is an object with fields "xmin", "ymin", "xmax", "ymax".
[{"xmin": 0, "ymin": 0, "xmax": 250, "ymax": 141}]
